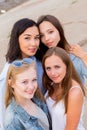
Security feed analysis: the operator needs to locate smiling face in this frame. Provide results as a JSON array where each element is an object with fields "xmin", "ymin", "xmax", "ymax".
[
  {"xmin": 11, "ymin": 67, "xmax": 37, "ymax": 101},
  {"xmin": 39, "ymin": 21, "xmax": 60, "ymax": 48},
  {"xmin": 19, "ymin": 26, "xmax": 40, "ymax": 58},
  {"xmin": 44, "ymin": 54, "xmax": 66, "ymax": 84}
]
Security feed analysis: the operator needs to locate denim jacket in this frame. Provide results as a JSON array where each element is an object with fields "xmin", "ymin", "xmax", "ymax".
[
  {"xmin": 5, "ymin": 98, "xmax": 52, "ymax": 130},
  {"xmin": 69, "ymin": 54, "xmax": 87, "ymax": 84},
  {"xmin": 0, "ymin": 56, "xmax": 45, "ymax": 130}
]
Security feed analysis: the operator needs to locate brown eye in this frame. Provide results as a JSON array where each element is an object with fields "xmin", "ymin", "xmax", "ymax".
[
  {"xmin": 55, "ymin": 65, "xmax": 60, "ymax": 69},
  {"xmin": 49, "ymin": 31, "xmax": 53, "ymax": 34},
  {"xmin": 45, "ymin": 67, "xmax": 51, "ymax": 71},
  {"xmin": 35, "ymin": 36, "xmax": 40, "ymax": 40}
]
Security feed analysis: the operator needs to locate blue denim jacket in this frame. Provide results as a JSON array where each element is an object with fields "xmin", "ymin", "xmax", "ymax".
[
  {"xmin": 69, "ymin": 54, "xmax": 87, "ymax": 84},
  {"xmin": 5, "ymin": 98, "xmax": 52, "ymax": 130},
  {"xmin": 0, "ymin": 56, "xmax": 45, "ymax": 130}
]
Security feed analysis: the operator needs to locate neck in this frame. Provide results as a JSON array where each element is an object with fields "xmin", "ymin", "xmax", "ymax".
[
  {"xmin": 16, "ymin": 98, "xmax": 37, "ymax": 116},
  {"xmin": 51, "ymin": 84, "xmax": 62, "ymax": 100}
]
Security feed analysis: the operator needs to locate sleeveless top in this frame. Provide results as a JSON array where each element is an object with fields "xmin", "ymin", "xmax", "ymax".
[{"xmin": 45, "ymin": 86, "xmax": 85, "ymax": 130}]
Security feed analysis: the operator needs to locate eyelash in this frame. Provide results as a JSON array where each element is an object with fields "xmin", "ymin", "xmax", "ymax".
[
  {"xmin": 32, "ymin": 78, "xmax": 37, "ymax": 82},
  {"xmin": 46, "ymin": 67, "xmax": 50, "ymax": 71},
  {"xmin": 49, "ymin": 31, "xmax": 53, "ymax": 34},
  {"xmin": 24, "ymin": 37, "xmax": 40, "ymax": 40},
  {"xmin": 46, "ymin": 66, "xmax": 60, "ymax": 71},
  {"xmin": 40, "ymin": 31, "xmax": 54, "ymax": 38}
]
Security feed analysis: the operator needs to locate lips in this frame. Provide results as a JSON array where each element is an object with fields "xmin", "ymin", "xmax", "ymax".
[
  {"xmin": 28, "ymin": 48, "xmax": 37, "ymax": 53},
  {"xmin": 46, "ymin": 42, "xmax": 53, "ymax": 47},
  {"xmin": 51, "ymin": 76, "xmax": 58, "ymax": 81},
  {"xmin": 26, "ymin": 90, "xmax": 34, "ymax": 95}
]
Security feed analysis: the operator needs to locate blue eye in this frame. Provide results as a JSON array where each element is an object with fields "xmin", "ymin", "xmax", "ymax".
[
  {"xmin": 22, "ymin": 80, "xmax": 28, "ymax": 85},
  {"xmin": 32, "ymin": 78, "xmax": 37, "ymax": 82}
]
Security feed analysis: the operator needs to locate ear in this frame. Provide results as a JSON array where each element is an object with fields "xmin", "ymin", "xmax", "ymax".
[
  {"xmin": 8, "ymin": 79, "xmax": 11, "ymax": 86},
  {"xmin": 8, "ymin": 79, "xmax": 15, "ymax": 88}
]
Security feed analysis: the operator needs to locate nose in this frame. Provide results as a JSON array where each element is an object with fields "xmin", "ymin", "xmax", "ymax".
[
  {"xmin": 31, "ymin": 39, "xmax": 36, "ymax": 46},
  {"xmin": 50, "ymin": 69, "xmax": 56, "ymax": 76},
  {"xmin": 45, "ymin": 34, "xmax": 50, "ymax": 41}
]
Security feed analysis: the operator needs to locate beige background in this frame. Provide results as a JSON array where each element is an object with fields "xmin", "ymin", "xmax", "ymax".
[
  {"xmin": 0, "ymin": 0, "xmax": 87, "ymax": 71},
  {"xmin": 0, "ymin": 0, "xmax": 87, "ymax": 129}
]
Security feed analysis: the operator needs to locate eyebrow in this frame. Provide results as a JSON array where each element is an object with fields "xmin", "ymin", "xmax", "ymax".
[
  {"xmin": 24, "ymin": 34, "xmax": 40, "ymax": 37},
  {"xmin": 40, "ymin": 28, "xmax": 53, "ymax": 34}
]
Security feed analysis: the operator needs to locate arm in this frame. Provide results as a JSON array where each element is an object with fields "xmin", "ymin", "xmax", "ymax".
[
  {"xmin": 65, "ymin": 86, "xmax": 84, "ymax": 130},
  {"xmin": 0, "ymin": 63, "xmax": 10, "ymax": 130},
  {"xmin": 69, "ymin": 44, "xmax": 87, "ymax": 67}
]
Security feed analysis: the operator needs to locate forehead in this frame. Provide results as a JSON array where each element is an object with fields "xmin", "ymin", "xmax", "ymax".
[
  {"xmin": 16, "ymin": 67, "xmax": 36, "ymax": 80},
  {"xmin": 45, "ymin": 54, "xmax": 64, "ymax": 66},
  {"xmin": 23, "ymin": 26, "xmax": 39, "ymax": 35},
  {"xmin": 39, "ymin": 21, "xmax": 56, "ymax": 31}
]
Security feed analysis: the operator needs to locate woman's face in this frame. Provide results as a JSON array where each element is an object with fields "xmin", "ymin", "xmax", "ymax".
[
  {"xmin": 39, "ymin": 21, "xmax": 60, "ymax": 48},
  {"xmin": 44, "ymin": 54, "xmax": 66, "ymax": 84},
  {"xmin": 11, "ymin": 67, "xmax": 37, "ymax": 101},
  {"xmin": 19, "ymin": 26, "xmax": 40, "ymax": 58}
]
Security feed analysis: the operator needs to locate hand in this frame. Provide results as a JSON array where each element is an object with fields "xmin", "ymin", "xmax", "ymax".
[{"xmin": 69, "ymin": 44, "xmax": 85, "ymax": 59}]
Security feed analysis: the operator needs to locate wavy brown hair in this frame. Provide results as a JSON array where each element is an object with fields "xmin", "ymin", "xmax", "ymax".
[{"xmin": 42, "ymin": 47, "xmax": 85, "ymax": 113}]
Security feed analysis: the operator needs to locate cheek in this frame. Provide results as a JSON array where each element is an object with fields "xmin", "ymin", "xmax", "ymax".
[
  {"xmin": 41, "ymin": 37, "xmax": 45, "ymax": 43},
  {"xmin": 56, "ymin": 35, "xmax": 60, "ymax": 42},
  {"xmin": 46, "ymin": 70, "xmax": 51, "ymax": 77},
  {"xmin": 55, "ymin": 31, "xmax": 60, "ymax": 41},
  {"xmin": 36, "ymin": 40, "xmax": 40, "ymax": 46},
  {"xmin": 34, "ymin": 82, "xmax": 37, "ymax": 88},
  {"xmin": 33, "ymin": 82, "xmax": 38, "ymax": 89},
  {"xmin": 62, "ymin": 69, "xmax": 66, "ymax": 78}
]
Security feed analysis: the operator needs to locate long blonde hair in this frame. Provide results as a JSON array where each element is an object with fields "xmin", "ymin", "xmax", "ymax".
[{"xmin": 5, "ymin": 61, "xmax": 44, "ymax": 107}]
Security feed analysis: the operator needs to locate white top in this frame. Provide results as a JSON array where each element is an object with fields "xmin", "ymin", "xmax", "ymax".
[
  {"xmin": 35, "ymin": 105, "xmax": 49, "ymax": 130},
  {"xmin": 45, "ymin": 86, "xmax": 85, "ymax": 130}
]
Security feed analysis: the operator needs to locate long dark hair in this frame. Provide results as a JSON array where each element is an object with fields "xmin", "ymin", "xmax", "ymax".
[
  {"xmin": 6, "ymin": 18, "xmax": 41, "ymax": 62},
  {"xmin": 42, "ymin": 47, "xmax": 85, "ymax": 113},
  {"xmin": 37, "ymin": 15, "xmax": 70, "ymax": 59}
]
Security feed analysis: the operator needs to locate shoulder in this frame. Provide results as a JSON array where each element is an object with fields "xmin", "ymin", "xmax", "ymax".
[
  {"xmin": 0, "ymin": 62, "xmax": 10, "ymax": 94},
  {"xmin": 5, "ymin": 101, "xmax": 26, "ymax": 130},
  {"xmin": 69, "ymin": 85, "xmax": 84, "ymax": 102},
  {"xmin": 69, "ymin": 53, "xmax": 87, "ymax": 75},
  {"xmin": 0, "ymin": 62, "xmax": 10, "ymax": 79},
  {"xmin": 5, "ymin": 101, "xmax": 16, "ymax": 127},
  {"xmin": 36, "ymin": 59, "xmax": 42, "ymax": 67},
  {"xmin": 69, "ymin": 53, "xmax": 83, "ymax": 63},
  {"xmin": 5, "ymin": 115, "xmax": 23, "ymax": 130}
]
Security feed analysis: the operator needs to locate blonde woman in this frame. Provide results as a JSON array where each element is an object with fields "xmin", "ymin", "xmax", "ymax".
[{"xmin": 5, "ymin": 57, "xmax": 51, "ymax": 130}]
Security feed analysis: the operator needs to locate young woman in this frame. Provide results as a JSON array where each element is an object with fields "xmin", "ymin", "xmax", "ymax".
[
  {"xmin": 42, "ymin": 47, "xmax": 85, "ymax": 130},
  {"xmin": 0, "ymin": 18, "xmax": 44, "ymax": 130},
  {"xmin": 5, "ymin": 57, "xmax": 51, "ymax": 130},
  {"xmin": 37, "ymin": 14, "xmax": 87, "ymax": 84}
]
